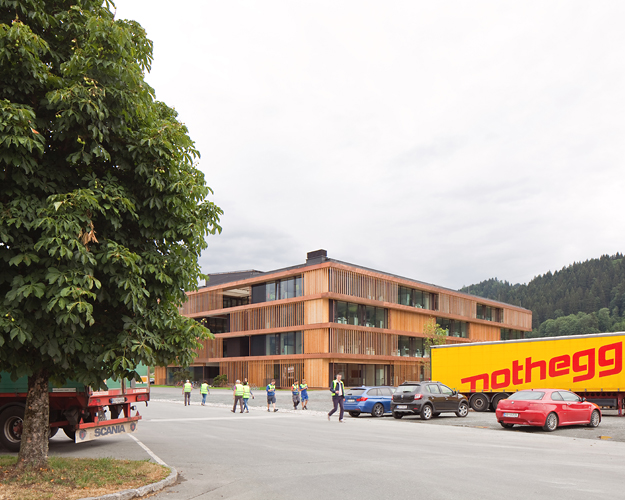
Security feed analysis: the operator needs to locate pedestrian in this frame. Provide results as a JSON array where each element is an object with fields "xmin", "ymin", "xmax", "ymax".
[
  {"xmin": 328, "ymin": 373, "xmax": 345, "ymax": 422},
  {"xmin": 291, "ymin": 379, "xmax": 301, "ymax": 409},
  {"xmin": 266, "ymin": 378, "xmax": 278, "ymax": 412},
  {"xmin": 232, "ymin": 379, "xmax": 244, "ymax": 413},
  {"xmin": 183, "ymin": 379, "xmax": 192, "ymax": 406},
  {"xmin": 200, "ymin": 380, "xmax": 210, "ymax": 405},
  {"xmin": 300, "ymin": 379, "xmax": 309, "ymax": 410},
  {"xmin": 242, "ymin": 381, "xmax": 254, "ymax": 413}
]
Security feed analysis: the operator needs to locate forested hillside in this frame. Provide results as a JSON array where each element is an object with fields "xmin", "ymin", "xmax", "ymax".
[{"xmin": 459, "ymin": 254, "xmax": 625, "ymax": 336}]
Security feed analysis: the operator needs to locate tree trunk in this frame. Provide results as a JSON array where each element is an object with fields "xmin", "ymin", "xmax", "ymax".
[{"xmin": 16, "ymin": 369, "xmax": 49, "ymax": 471}]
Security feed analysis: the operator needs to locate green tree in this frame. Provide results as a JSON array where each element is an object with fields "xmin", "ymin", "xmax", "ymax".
[
  {"xmin": 0, "ymin": 1, "xmax": 222, "ymax": 469},
  {"xmin": 423, "ymin": 319, "xmax": 447, "ymax": 379}
]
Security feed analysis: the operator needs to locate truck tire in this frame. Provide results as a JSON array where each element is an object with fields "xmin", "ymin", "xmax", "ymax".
[
  {"xmin": 63, "ymin": 426, "xmax": 76, "ymax": 441},
  {"xmin": 490, "ymin": 393, "xmax": 509, "ymax": 411},
  {"xmin": 470, "ymin": 393, "xmax": 489, "ymax": 412},
  {"xmin": 0, "ymin": 406, "xmax": 24, "ymax": 452}
]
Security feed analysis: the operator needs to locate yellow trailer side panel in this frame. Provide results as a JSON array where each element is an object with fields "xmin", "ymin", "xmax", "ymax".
[{"xmin": 431, "ymin": 333, "xmax": 625, "ymax": 393}]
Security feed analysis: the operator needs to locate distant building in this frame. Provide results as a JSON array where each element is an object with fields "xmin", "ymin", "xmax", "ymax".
[{"xmin": 154, "ymin": 250, "xmax": 532, "ymax": 387}]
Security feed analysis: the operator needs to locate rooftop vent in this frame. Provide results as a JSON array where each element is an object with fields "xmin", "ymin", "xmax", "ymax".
[{"xmin": 306, "ymin": 249, "xmax": 327, "ymax": 265}]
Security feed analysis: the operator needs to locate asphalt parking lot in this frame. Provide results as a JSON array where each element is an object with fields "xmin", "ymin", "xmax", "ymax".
[{"xmin": 4, "ymin": 387, "xmax": 625, "ymax": 499}]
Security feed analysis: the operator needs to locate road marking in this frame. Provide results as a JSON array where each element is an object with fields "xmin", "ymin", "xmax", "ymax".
[
  {"xmin": 145, "ymin": 415, "xmax": 290, "ymax": 423},
  {"xmin": 128, "ymin": 433, "xmax": 168, "ymax": 466}
]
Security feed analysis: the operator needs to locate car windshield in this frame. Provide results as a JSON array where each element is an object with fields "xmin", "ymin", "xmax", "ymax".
[
  {"xmin": 346, "ymin": 388, "xmax": 366, "ymax": 396},
  {"xmin": 395, "ymin": 385, "xmax": 419, "ymax": 393},
  {"xmin": 508, "ymin": 391, "xmax": 545, "ymax": 401}
]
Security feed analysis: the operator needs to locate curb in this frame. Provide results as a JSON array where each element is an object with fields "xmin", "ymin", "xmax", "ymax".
[{"xmin": 78, "ymin": 466, "xmax": 177, "ymax": 500}]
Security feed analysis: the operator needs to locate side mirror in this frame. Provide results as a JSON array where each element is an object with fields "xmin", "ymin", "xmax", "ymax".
[
  {"xmin": 581, "ymin": 397, "xmax": 586, "ymax": 402},
  {"xmin": 452, "ymin": 390, "xmax": 458, "ymax": 396}
]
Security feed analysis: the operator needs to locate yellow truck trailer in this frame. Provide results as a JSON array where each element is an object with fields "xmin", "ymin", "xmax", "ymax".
[{"xmin": 431, "ymin": 332, "xmax": 625, "ymax": 414}]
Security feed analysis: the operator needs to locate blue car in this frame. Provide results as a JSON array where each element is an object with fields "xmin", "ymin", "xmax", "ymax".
[{"xmin": 344, "ymin": 386, "xmax": 395, "ymax": 417}]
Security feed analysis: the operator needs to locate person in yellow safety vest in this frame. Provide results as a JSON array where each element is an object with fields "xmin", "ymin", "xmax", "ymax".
[
  {"xmin": 231, "ymin": 379, "xmax": 245, "ymax": 413},
  {"xmin": 183, "ymin": 379, "xmax": 192, "ymax": 406},
  {"xmin": 242, "ymin": 381, "xmax": 254, "ymax": 413},
  {"xmin": 200, "ymin": 380, "xmax": 210, "ymax": 406},
  {"xmin": 299, "ymin": 379, "xmax": 309, "ymax": 410},
  {"xmin": 266, "ymin": 379, "xmax": 278, "ymax": 412},
  {"xmin": 291, "ymin": 380, "xmax": 301, "ymax": 409},
  {"xmin": 328, "ymin": 373, "xmax": 345, "ymax": 422}
]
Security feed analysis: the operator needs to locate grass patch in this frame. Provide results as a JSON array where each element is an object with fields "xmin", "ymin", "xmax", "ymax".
[{"xmin": 0, "ymin": 456, "xmax": 169, "ymax": 500}]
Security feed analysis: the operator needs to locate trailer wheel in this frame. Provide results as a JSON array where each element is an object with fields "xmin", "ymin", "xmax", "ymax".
[
  {"xmin": 0, "ymin": 406, "xmax": 24, "ymax": 452},
  {"xmin": 470, "ymin": 393, "xmax": 489, "ymax": 412},
  {"xmin": 63, "ymin": 426, "xmax": 76, "ymax": 441},
  {"xmin": 490, "ymin": 393, "xmax": 509, "ymax": 411}
]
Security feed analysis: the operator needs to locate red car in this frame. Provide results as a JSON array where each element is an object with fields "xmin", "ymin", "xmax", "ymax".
[{"xmin": 496, "ymin": 389, "xmax": 601, "ymax": 432}]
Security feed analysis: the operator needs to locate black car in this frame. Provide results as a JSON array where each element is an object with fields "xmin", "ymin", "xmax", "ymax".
[{"xmin": 391, "ymin": 381, "xmax": 469, "ymax": 420}]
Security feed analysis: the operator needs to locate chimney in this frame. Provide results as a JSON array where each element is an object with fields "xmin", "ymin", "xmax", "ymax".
[{"xmin": 306, "ymin": 249, "xmax": 327, "ymax": 265}]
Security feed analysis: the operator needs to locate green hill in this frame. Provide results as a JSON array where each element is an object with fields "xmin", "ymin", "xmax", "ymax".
[{"xmin": 459, "ymin": 254, "xmax": 625, "ymax": 337}]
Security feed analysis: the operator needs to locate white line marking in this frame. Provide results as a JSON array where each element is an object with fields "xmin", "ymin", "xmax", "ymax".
[
  {"xmin": 145, "ymin": 415, "xmax": 289, "ymax": 423},
  {"xmin": 128, "ymin": 433, "xmax": 168, "ymax": 466}
]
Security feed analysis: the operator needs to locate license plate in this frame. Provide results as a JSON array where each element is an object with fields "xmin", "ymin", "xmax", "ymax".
[
  {"xmin": 503, "ymin": 412, "xmax": 518, "ymax": 418},
  {"xmin": 109, "ymin": 397, "xmax": 126, "ymax": 404},
  {"xmin": 396, "ymin": 405, "xmax": 408, "ymax": 409},
  {"xmin": 347, "ymin": 399, "xmax": 356, "ymax": 402}
]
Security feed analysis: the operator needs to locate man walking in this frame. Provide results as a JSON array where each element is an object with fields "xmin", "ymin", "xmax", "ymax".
[
  {"xmin": 300, "ymin": 379, "xmax": 309, "ymax": 410},
  {"xmin": 328, "ymin": 373, "xmax": 345, "ymax": 422},
  {"xmin": 291, "ymin": 380, "xmax": 301, "ymax": 409},
  {"xmin": 266, "ymin": 379, "xmax": 278, "ymax": 412},
  {"xmin": 183, "ymin": 379, "xmax": 192, "ymax": 406},
  {"xmin": 242, "ymin": 381, "xmax": 254, "ymax": 412},
  {"xmin": 200, "ymin": 380, "xmax": 210, "ymax": 405},
  {"xmin": 232, "ymin": 379, "xmax": 244, "ymax": 413}
]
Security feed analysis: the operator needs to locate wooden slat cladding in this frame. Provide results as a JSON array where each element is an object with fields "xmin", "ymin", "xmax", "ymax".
[
  {"xmin": 304, "ymin": 329, "xmax": 329, "ymax": 354},
  {"xmin": 195, "ymin": 337, "xmax": 223, "ymax": 362},
  {"xmin": 229, "ymin": 302, "xmax": 304, "ymax": 332},
  {"xmin": 330, "ymin": 328, "xmax": 398, "ymax": 356},
  {"xmin": 391, "ymin": 360, "xmax": 425, "ymax": 386},
  {"xmin": 220, "ymin": 360, "xmax": 305, "ymax": 389},
  {"xmin": 504, "ymin": 309, "xmax": 532, "ymax": 330},
  {"xmin": 304, "ymin": 299, "xmax": 328, "ymax": 325},
  {"xmin": 438, "ymin": 294, "xmax": 474, "ymax": 318},
  {"xmin": 389, "ymin": 310, "xmax": 435, "ymax": 333},
  {"xmin": 304, "ymin": 268, "xmax": 329, "ymax": 295},
  {"xmin": 469, "ymin": 323, "xmax": 501, "ymax": 342},
  {"xmin": 154, "ymin": 366, "xmax": 167, "ymax": 385},
  {"xmin": 180, "ymin": 289, "xmax": 223, "ymax": 315},
  {"xmin": 329, "ymin": 268, "xmax": 398, "ymax": 303},
  {"xmin": 304, "ymin": 358, "xmax": 328, "ymax": 388}
]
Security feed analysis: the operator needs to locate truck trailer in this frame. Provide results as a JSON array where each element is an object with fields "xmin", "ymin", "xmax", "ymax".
[
  {"xmin": 431, "ymin": 332, "xmax": 625, "ymax": 414},
  {"xmin": 0, "ymin": 366, "xmax": 150, "ymax": 452}
]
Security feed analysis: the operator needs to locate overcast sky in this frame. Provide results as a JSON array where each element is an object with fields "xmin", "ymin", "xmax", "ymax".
[{"xmin": 114, "ymin": 1, "xmax": 625, "ymax": 290}]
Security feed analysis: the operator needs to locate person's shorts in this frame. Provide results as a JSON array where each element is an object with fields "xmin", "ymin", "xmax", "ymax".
[
  {"xmin": 301, "ymin": 392, "xmax": 309, "ymax": 401},
  {"xmin": 267, "ymin": 395, "xmax": 276, "ymax": 404},
  {"xmin": 292, "ymin": 394, "xmax": 300, "ymax": 403}
]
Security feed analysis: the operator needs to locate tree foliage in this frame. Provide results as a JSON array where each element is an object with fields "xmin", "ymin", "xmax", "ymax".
[
  {"xmin": 0, "ymin": 0, "xmax": 222, "ymax": 466},
  {"xmin": 460, "ymin": 254, "xmax": 625, "ymax": 335}
]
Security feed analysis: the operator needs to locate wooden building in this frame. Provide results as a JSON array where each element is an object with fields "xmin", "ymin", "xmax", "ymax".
[{"xmin": 154, "ymin": 250, "xmax": 532, "ymax": 388}]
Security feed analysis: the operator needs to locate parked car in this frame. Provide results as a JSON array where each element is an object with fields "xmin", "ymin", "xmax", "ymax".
[
  {"xmin": 391, "ymin": 381, "xmax": 469, "ymax": 420},
  {"xmin": 345, "ymin": 386, "xmax": 395, "ymax": 417},
  {"xmin": 496, "ymin": 389, "xmax": 601, "ymax": 432}
]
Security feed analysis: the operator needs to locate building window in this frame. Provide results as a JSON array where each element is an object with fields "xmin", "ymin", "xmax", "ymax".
[
  {"xmin": 222, "ymin": 296, "xmax": 249, "ymax": 308},
  {"xmin": 251, "ymin": 276, "xmax": 303, "ymax": 304},
  {"xmin": 250, "ymin": 332, "xmax": 303, "ymax": 356},
  {"xmin": 197, "ymin": 315, "xmax": 229, "ymax": 334},
  {"xmin": 436, "ymin": 317, "xmax": 468, "ymax": 338},
  {"xmin": 500, "ymin": 328, "xmax": 524, "ymax": 340},
  {"xmin": 476, "ymin": 304, "xmax": 503, "ymax": 322},
  {"xmin": 397, "ymin": 286, "xmax": 438, "ymax": 310},
  {"xmin": 397, "ymin": 336, "xmax": 426, "ymax": 357},
  {"xmin": 332, "ymin": 301, "xmax": 387, "ymax": 328}
]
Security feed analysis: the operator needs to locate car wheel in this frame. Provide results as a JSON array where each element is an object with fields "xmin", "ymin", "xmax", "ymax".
[
  {"xmin": 420, "ymin": 404, "xmax": 433, "ymax": 420},
  {"xmin": 456, "ymin": 401, "xmax": 469, "ymax": 418},
  {"xmin": 500, "ymin": 422, "xmax": 514, "ymax": 429},
  {"xmin": 63, "ymin": 426, "xmax": 76, "ymax": 441},
  {"xmin": 0, "ymin": 406, "xmax": 24, "ymax": 452},
  {"xmin": 470, "ymin": 393, "xmax": 489, "ymax": 412},
  {"xmin": 349, "ymin": 411, "xmax": 360, "ymax": 418},
  {"xmin": 543, "ymin": 412, "xmax": 558, "ymax": 432},
  {"xmin": 588, "ymin": 410, "xmax": 600, "ymax": 428},
  {"xmin": 371, "ymin": 403, "xmax": 384, "ymax": 418},
  {"xmin": 392, "ymin": 411, "xmax": 403, "ymax": 419}
]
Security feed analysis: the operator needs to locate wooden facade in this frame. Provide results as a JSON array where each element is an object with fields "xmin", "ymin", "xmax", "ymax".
[{"xmin": 159, "ymin": 255, "xmax": 533, "ymax": 389}]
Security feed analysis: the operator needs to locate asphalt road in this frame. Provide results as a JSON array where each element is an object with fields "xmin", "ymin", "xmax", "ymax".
[{"xmin": 8, "ymin": 387, "xmax": 625, "ymax": 499}]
